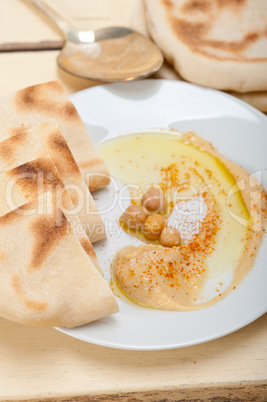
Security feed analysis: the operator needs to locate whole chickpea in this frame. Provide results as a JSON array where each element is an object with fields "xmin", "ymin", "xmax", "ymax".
[
  {"xmin": 141, "ymin": 187, "xmax": 167, "ymax": 213},
  {"xmin": 143, "ymin": 214, "xmax": 166, "ymax": 240},
  {"xmin": 160, "ymin": 226, "xmax": 181, "ymax": 248},
  {"xmin": 122, "ymin": 205, "xmax": 149, "ymax": 230}
]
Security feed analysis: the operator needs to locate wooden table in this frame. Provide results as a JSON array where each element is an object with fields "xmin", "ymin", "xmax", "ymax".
[{"xmin": 0, "ymin": 1, "xmax": 266, "ymax": 401}]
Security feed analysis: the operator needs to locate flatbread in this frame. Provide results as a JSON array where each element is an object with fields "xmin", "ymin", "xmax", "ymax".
[
  {"xmin": 0, "ymin": 119, "xmax": 105, "ymax": 242},
  {"xmin": 0, "ymin": 193, "xmax": 118, "ymax": 328},
  {"xmin": 143, "ymin": 0, "xmax": 267, "ymax": 93},
  {"xmin": 0, "ymin": 81, "xmax": 110, "ymax": 191},
  {"xmin": 132, "ymin": 0, "xmax": 267, "ymax": 112},
  {"xmin": 0, "ymin": 155, "xmax": 102, "ymax": 273}
]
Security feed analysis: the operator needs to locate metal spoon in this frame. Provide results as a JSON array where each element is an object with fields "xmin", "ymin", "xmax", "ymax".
[{"xmin": 27, "ymin": 0, "xmax": 163, "ymax": 82}]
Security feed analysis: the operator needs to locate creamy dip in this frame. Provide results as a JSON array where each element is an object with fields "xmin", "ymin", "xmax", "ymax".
[{"xmin": 98, "ymin": 132, "xmax": 267, "ymax": 310}]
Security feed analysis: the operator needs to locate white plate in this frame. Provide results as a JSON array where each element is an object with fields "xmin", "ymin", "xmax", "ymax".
[{"xmin": 57, "ymin": 80, "xmax": 267, "ymax": 350}]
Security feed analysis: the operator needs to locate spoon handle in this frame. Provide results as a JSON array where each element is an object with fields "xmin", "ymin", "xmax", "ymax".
[{"xmin": 27, "ymin": 0, "xmax": 77, "ymax": 39}]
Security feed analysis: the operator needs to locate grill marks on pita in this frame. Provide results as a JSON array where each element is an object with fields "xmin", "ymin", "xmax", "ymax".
[
  {"xmin": 165, "ymin": 0, "xmax": 267, "ymax": 61},
  {"xmin": 0, "ymin": 194, "xmax": 118, "ymax": 327},
  {"xmin": 0, "ymin": 81, "xmax": 110, "ymax": 191},
  {"xmin": 181, "ymin": 0, "xmax": 246, "ymax": 14},
  {"xmin": 29, "ymin": 212, "xmax": 69, "ymax": 271},
  {"xmin": 0, "ymin": 82, "xmax": 117, "ymax": 328},
  {"xmin": 170, "ymin": 17, "xmax": 267, "ymax": 61},
  {"xmin": 0, "ymin": 132, "xmax": 28, "ymax": 165},
  {"xmin": 217, "ymin": 0, "xmax": 247, "ymax": 9},
  {"xmin": 0, "ymin": 120, "xmax": 106, "ymax": 243},
  {"xmin": 15, "ymin": 83, "xmax": 80, "ymax": 122},
  {"xmin": 0, "ymin": 155, "xmax": 103, "ymax": 273},
  {"xmin": 47, "ymin": 131, "xmax": 79, "ymax": 177},
  {"xmin": 7, "ymin": 158, "xmax": 62, "ymax": 197}
]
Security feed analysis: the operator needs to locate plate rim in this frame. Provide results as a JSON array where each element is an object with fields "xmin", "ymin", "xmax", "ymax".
[
  {"xmin": 70, "ymin": 78, "xmax": 267, "ymax": 123},
  {"xmin": 56, "ymin": 308, "xmax": 266, "ymax": 351}
]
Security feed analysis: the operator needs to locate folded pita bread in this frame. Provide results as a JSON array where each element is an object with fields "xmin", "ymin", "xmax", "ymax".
[
  {"xmin": 132, "ymin": 0, "xmax": 267, "ymax": 112},
  {"xmin": 0, "ymin": 193, "xmax": 118, "ymax": 327},
  {"xmin": 0, "ymin": 81, "xmax": 110, "ymax": 191},
  {"xmin": 0, "ymin": 119, "xmax": 105, "ymax": 242},
  {"xmin": 143, "ymin": 0, "xmax": 267, "ymax": 93},
  {"xmin": 0, "ymin": 155, "xmax": 102, "ymax": 273}
]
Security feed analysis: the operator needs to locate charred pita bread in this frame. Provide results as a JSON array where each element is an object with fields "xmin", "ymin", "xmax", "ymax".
[
  {"xmin": 143, "ymin": 0, "xmax": 267, "ymax": 93},
  {"xmin": 0, "ymin": 81, "xmax": 110, "ymax": 191},
  {"xmin": 0, "ymin": 193, "xmax": 118, "ymax": 328},
  {"xmin": 132, "ymin": 0, "xmax": 267, "ymax": 112},
  {"xmin": 0, "ymin": 119, "xmax": 105, "ymax": 242},
  {"xmin": 0, "ymin": 155, "xmax": 102, "ymax": 273}
]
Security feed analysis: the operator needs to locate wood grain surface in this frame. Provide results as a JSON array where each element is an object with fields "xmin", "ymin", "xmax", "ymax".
[
  {"xmin": 0, "ymin": 0, "xmax": 134, "ymax": 49},
  {"xmin": 0, "ymin": 0, "xmax": 266, "ymax": 401},
  {"xmin": 0, "ymin": 315, "xmax": 266, "ymax": 401}
]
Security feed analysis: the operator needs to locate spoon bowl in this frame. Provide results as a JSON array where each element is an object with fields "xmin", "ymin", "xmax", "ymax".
[{"xmin": 28, "ymin": 1, "xmax": 163, "ymax": 82}]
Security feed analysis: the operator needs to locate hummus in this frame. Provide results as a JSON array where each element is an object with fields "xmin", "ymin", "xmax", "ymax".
[{"xmin": 98, "ymin": 132, "xmax": 267, "ymax": 310}]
